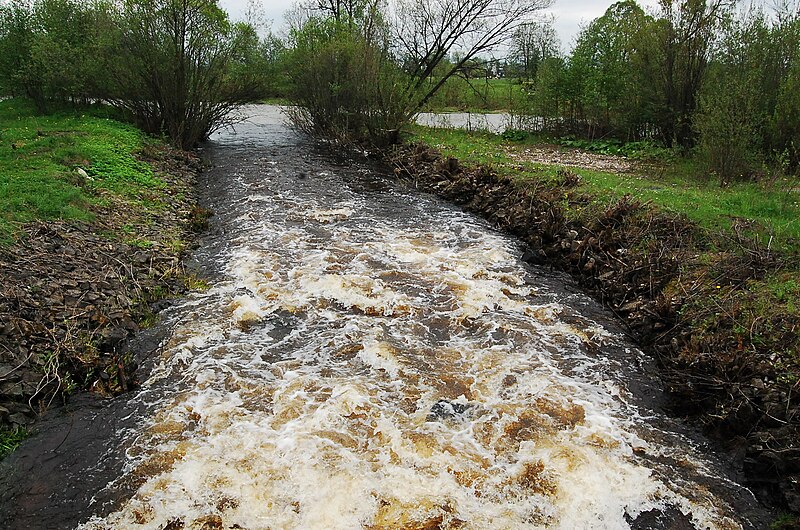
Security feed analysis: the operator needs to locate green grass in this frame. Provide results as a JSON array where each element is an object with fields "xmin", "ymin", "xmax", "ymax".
[
  {"xmin": 0, "ymin": 426, "xmax": 29, "ymax": 460},
  {"xmin": 423, "ymin": 77, "xmax": 524, "ymax": 112},
  {"xmin": 408, "ymin": 125, "xmax": 800, "ymax": 246},
  {"xmin": 0, "ymin": 98, "xmax": 165, "ymax": 243}
]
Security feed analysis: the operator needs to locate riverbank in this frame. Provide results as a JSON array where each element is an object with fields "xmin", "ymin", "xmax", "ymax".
[
  {"xmin": 0, "ymin": 99, "xmax": 204, "ymax": 452},
  {"xmin": 387, "ymin": 132, "xmax": 800, "ymax": 519}
]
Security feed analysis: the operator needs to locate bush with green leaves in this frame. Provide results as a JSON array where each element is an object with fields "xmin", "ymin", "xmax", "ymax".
[
  {"xmin": 285, "ymin": 0, "xmax": 553, "ymax": 146},
  {"xmin": 0, "ymin": 0, "xmax": 114, "ymax": 111},
  {"xmin": 286, "ymin": 14, "xmax": 410, "ymax": 146},
  {"xmin": 0, "ymin": 0, "xmax": 275, "ymax": 148}
]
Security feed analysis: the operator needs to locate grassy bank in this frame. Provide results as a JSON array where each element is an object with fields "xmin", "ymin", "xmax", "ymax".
[
  {"xmin": 0, "ymin": 98, "xmax": 202, "ymax": 450},
  {"xmin": 393, "ymin": 126, "xmax": 800, "ymax": 518},
  {"xmin": 0, "ymin": 99, "xmax": 171, "ymax": 245},
  {"xmin": 410, "ymin": 126, "xmax": 800, "ymax": 246}
]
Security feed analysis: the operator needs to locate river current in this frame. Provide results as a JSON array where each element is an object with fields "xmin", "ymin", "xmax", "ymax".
[{"xmin": 0, "ymin": 106, "xmax": 769, "ymax": 529}]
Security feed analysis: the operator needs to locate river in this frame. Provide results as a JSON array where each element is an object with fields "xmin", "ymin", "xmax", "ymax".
[{"xmin": 0, "ymin": 105, "xmax": 770, "ymax": 529}]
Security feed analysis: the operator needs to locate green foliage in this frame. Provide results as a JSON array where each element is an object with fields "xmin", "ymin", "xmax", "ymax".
[
  {"xmin": 286, "ymin": 0, "xmax": 554, "ymax": 146},
  {"xmin": 0, "ymin": 0, "xmax": 275, "ymax": 148},
  {"xmin": 695, "ymin": 68, "xmax": 760, "ymax": 184},
  {"xmin": 566, "ymin": 0, "xmax": 652, "ymax": 139},
  {"xmin": 286, "ymin": 13, "xmax": 410, "ymax": 145},
  {"xmin": 0, "ymin": 98, "xmax": 165, "ymax": 242},
  {"xmin": 0, "ymin": 0, "xmax": 115, "ymax": 110},
  {"xmin": 510, "ymin": 1, "xmax": 799, "ymax": 183},
  {"xmin": 506, "ymin": 18, "xmax": 560, "ymax": 80},
  {"xmin": 557, "ymin": 137, "xmax": 672, "ymax": 160},
  {"xmin": 694, "ymin": 6, "xmax": 800, "ymax": 180},
  {"xmin": 107, "ymin": 0, "xmax": 260, "ymax": 148},
  {"xmin": 771, "ymin": 513, "xmax": 800, "ymax": 529},
  {"xmin": 501, "ymin": 129, "xmax": 529, "ymax": 142}
]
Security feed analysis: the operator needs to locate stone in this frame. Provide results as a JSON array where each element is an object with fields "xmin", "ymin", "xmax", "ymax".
[
  {"xmin": 8, "ymin": 412, "xmax": 31, "ymax": 425},
  {"xmin": 521, "ymin": 248, "xmax": 547, "ymax": 265},
  {"xmin": 428, "ymin": 400, "xmax": 472, "ymax": 421},
  {"xmin": 101, "ymin": 326, "xmax": 128, "ymax": 344}
]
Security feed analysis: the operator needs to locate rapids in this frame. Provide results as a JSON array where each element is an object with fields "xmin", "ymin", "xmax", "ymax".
[{"xmin": 0, "ymin": 106, "xmax": 769, "ymax": 529}]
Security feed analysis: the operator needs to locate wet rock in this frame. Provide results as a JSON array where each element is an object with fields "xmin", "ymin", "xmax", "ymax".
[
  {"xmin": 428, "ymin": 400, "xmax": 472, "ymax": 421},
  {"xmin": 521, "ymin": 247, "xmax": 547, "ymax": 265},
  {"xmin": 8, "ymin": 412, "xmax": 32, "ymax": 426},
  {"xmin": 625, "ymin": 506, "xmax": 694, "ymax": 529},
  {"xmin": 784, "ymin": 477, "xmax": 800, "ymax": 513},
  {"xmin": 100, "ymin": 326, "xmax": 129, "ymax": 345}
]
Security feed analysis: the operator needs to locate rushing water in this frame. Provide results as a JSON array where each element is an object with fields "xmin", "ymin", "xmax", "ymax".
[{"xmin": 0, "ymin": 106, "xmax": 769, "ymax": 529}]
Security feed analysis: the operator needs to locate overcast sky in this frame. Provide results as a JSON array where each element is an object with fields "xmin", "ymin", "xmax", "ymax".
[{"xmin": 219, "ymin": 0, "xmax": 662, "ymax": 50}]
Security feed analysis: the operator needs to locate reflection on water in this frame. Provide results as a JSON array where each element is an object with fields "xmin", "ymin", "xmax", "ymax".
[{"xmin": 6, "ymin": 106, "xmax": 765, "ymax": 529}]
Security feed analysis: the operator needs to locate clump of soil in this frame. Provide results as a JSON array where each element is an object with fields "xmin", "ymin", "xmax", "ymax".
[
  {"xmin": 0, "ymin": 145, "xmax": 203, "ymax": 428},
  {"xmin": 388, "ymin": 142, "xmax": 800, "ymax": 515}
]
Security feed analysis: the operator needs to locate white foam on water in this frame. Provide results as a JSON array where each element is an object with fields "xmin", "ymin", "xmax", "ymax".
[{"xmin": 79, "ymin": 163, "xmax": 745, "ymax": 530}]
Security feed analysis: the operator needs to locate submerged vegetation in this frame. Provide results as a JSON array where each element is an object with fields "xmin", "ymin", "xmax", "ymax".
[{"xmin": 0, "ymin": 426, "xmax": 28, "ymax": 459}]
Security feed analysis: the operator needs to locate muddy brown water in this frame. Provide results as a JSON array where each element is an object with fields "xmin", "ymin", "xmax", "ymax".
[{"xmin": 0, "ymin": 106, "xmax": 773, "ymax": 529}]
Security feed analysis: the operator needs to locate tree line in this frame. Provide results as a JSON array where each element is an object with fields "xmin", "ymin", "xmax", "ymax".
[
  {"xmin": 1, "ymin": 0, "xmax": 798, "ymax": 181},
  {"xmin": 517, "ymin": 0, "xmax": 800, "ymax": 182},
  {"xmin": 0, "ymin": 0, "xmax": 285, "ymax": 148},
  {"xmin": 0, "ymin": 0, "xmax": 555, "ymax": 147}
]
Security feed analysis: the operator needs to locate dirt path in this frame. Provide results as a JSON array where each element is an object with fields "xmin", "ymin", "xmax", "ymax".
[{"xmin": 503, "ymin": 143, "xmax": 642, "ymax": 174}]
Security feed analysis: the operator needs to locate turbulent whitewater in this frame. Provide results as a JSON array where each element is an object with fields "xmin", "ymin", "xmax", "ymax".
[{"xmin": 13, "ymin": 106, "xmax": 764, "ymax": 529}]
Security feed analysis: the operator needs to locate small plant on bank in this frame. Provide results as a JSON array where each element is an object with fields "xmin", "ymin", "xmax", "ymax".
[
  {"xmin": 0, "ymin": 427, "xmax": 30, "ymax": 460},
  {"xmin": 184, "ymin": 274, "xmax": 211, "ymax": 292}
]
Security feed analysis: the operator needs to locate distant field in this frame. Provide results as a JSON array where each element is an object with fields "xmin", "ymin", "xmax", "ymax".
[{"xmin": 422, "ymin": 77, "xmax": 524, "ymax": 113}]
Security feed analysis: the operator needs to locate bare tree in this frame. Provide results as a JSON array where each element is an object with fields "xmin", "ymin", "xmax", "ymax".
[
  {"xmin": 654, "ymin": 0, "xmax": 733, "ymax": 148},
  {"xmin": 391, "ymin": 0, "xmax": 553, "ymax": 116},
  {"xmin": 511, "ymin": 16, "xmax": 559, "ymax": 80},
  {"xmin": 285, "ymin": 0, "xmax": 552, "ymax": 145}
]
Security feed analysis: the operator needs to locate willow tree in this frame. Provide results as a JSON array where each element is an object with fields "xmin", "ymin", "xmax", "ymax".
[
  {"xmin": 286, "ymin": 0, "xmax": 553, "ymax": 145},
  {"xmin": 650, "ymin": 0, "xmax": 733, "ymax": 149},
  {"xmin": 108, "ymin": 0, "xmax": 260, "ymax": 148}
]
